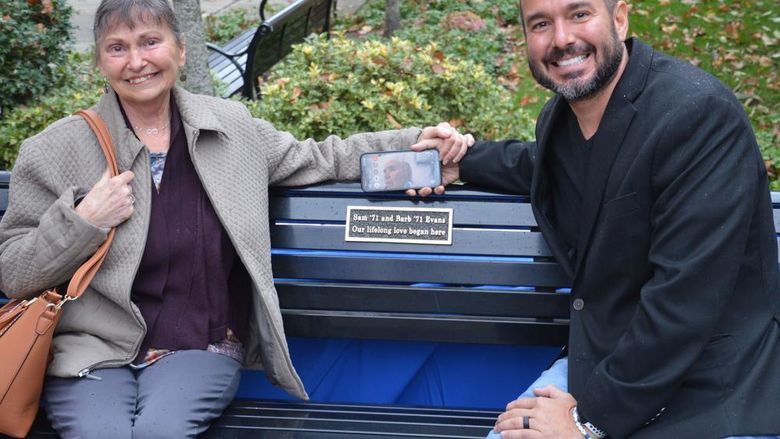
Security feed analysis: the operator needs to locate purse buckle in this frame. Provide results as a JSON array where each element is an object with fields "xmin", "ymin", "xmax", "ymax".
[{"xmin": 54, "ymin": 295, "xmax": 76, "ymax": 311}]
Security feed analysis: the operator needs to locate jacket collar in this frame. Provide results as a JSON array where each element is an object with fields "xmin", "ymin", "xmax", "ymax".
[
  {"xmin": 92, "ymin": 86, "xmax": 228, "ymax": 171},
  {"xmin": 171, "ymin": 86, "xmax": 226, "ymax": 135},
  {"xmin": 532, "ymin": 38, "xmax": 653, "ymax": 280}
]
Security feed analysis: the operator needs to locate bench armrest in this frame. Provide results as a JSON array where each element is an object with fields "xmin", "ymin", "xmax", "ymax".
[
  {"xmin": 205, "ymin": 43, "xmax": 249, "ymax": 77},
  {"xmin": 259, "ymin": 0, "xmax": 268, "ymax": 21}
]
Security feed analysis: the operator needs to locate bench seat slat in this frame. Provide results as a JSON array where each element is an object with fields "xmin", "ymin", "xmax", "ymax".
[
  {"xmin": 209, "ymin": 53, "xmax": 248, "ymax": 80},
  {"xmin": 204, "ymin": 401, "xmax": 500, "ymax": 439},
  {"xmin": 216, "ymin": 410, "xmax": 494, "ymax": 428},
  {"xmin": 226, "ymin": 401, "xmax": 502, "ymax": 418},
  {"xmin": 224, "ymin": 402, "xmax": 499, "ymax": 418}
]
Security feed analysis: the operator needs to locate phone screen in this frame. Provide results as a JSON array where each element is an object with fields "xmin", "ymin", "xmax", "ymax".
[{"xmin": 360, "ymin": 150, "xmax": 441, "ymax": 192}]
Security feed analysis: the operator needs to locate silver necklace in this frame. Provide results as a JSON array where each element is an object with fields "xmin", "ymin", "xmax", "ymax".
[{"xmin": 134, "ymin": 121, "xmax": 170, "ymax": 135}]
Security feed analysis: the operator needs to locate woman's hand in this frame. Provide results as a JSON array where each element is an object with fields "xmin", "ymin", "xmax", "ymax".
[
  {"xmin": 407, "ymin": 122, "xmax": 475, "ymax": 196},
  {"xmin": 75, "ymin": 170, "xmax": 136, "ymax": 228},
  {"xmin": 411, "ymin": 122, "xmax": 475, "ymax": 165}
]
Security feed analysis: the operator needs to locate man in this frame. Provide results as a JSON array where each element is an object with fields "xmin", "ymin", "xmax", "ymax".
[{"xmin": 414, "ymin": 0, "xmax": 780, "ymax": 437}]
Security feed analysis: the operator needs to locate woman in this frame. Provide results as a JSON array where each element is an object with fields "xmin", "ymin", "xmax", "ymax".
[{"xmin": 0, "ymin": 0, "xmax": 472, "ymax": 437}]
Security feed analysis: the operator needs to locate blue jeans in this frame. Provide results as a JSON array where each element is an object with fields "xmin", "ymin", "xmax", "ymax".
[
  {"xmin": 485, "ymin": 357, "xmax": 568, "ymax": 439},
  {"xmin": 485, "ymin": 357, "xmax": 778, "ymax": 439}
]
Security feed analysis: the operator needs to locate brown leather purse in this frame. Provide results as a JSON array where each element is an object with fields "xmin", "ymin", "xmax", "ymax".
[{"xmin": 0, "ymin": 110, "xmax": 119, "ymax": 438}]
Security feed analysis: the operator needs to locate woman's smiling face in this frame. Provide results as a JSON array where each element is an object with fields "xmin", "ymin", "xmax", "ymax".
[{"xmin": 96, "ymin": 14, "xmax": 185, "ymax": 109}]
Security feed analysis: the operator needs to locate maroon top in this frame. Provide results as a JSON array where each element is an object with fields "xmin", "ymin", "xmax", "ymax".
[{"xmin": 122, "ymin": 98, "xmax": 250, "ymax": 363}]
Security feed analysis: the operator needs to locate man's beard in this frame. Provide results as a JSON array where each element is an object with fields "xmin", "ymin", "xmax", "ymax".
[{"xmin": 529, "ymin": 29, "xmax": 624, "ymax": 102}]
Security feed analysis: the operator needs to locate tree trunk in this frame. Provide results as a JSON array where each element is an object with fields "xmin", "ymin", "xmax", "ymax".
[
  {"xmin": 383, "ymin": 0, "xmax": 401, "ymax": 38},
  {"xmin": 172, "ymin": 0, "xmax": 214, "ymax": 96}
]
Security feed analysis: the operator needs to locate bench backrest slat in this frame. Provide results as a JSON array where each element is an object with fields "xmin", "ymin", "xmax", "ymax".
[
  {"xmin": 281, "ymin": 310, "xmax": 569, "ymax": 345},
  {"xmin": 272, "ymin": 225, "xmax": 551, "ymax": 256},
  {"xmin": 270, "ymin": 195, "xmax": 538, "ymax": 226},
  {"xmin": 271, "ymin": 250, "xmax": 570, "ymax": 287},
  {"xmin": 275, "ymin": 283, "xmax": 570, "ymax": 319}
]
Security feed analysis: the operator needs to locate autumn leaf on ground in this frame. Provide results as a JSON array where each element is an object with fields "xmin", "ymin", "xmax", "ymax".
[{"xmin": 440, "ymin": 11, "xmax": 486, "ymax": 32}]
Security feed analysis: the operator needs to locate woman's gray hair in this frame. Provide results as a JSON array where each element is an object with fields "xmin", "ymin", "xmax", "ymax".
[{"xmin": 93, "ymin": 0, "xmax": 183, "ymax": 54}]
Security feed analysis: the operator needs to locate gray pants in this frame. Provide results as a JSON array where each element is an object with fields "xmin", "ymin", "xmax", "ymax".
[{"xmin": 43, "ymin": 350, "xmax": 242, "ymax": 439}]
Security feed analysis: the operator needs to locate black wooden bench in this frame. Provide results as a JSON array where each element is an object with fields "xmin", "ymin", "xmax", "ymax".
[
  {"xmin": 207, "ymin": 0, "xmax": 334, "ymax": 99},
  {"xmin": 5, "ymin": 175, "xmax": 780, "ymax": 438}
]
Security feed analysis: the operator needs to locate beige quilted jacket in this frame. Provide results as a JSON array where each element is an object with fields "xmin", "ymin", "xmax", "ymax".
[{"xmin": 0, "ymin": 87, "xmax": 421, "ymax": 399}]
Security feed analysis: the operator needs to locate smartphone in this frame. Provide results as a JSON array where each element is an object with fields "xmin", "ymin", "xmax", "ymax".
[{"xmin": 360, "ymin": 150, "xmax": 442, "ymax": 192}]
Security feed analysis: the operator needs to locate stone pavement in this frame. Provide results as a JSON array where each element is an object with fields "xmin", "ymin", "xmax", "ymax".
[{"xmin": 70, "ymin": 0, "xmax": 366, "ymax": 52}]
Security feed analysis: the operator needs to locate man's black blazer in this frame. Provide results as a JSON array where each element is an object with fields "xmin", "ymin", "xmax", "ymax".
[{"xmin": 460, "ymin": 38, "xmax": 780, "ymax": 438}]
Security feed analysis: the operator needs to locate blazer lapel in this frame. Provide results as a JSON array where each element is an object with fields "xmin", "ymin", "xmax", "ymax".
[
  {"xmin": 532, "ymin": 97, "xmax": 575, "ymax": 278},
  {"xmin": 572, "ymin": 38, "xmax": 652, "ymax": 278}
]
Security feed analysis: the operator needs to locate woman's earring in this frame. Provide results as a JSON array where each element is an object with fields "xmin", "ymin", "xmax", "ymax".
[{"xmin": 179, "ymin": 72, "xmax": 187, "ymax": 82}]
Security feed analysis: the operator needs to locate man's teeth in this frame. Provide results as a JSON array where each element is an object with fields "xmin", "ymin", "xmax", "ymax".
[
  {"xmin": 557, "ymin": 55, "xmax": 587, "ymax": 67},
  {"xmin": 129, "ymin": 74, "xmax": 155, "ymax": 84}
]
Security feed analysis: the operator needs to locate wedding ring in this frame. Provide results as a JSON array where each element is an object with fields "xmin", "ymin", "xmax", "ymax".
[
  {"xmin": 522, "ymin": 415, "xmax": 530, "ymax": 429},
  {"xmin": 129, "ymin": 193, "xmax": 135, "ymax": 204}
]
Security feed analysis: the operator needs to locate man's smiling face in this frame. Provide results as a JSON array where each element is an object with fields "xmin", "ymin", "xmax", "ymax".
[{"xmin": 521, "ymin": 0, "xmax": 627, "ymax": 102}]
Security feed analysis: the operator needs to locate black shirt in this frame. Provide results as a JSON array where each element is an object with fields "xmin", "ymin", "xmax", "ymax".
[{"xmin": 546, "ymin": 106, "xmax": 592, "ymax": 263}]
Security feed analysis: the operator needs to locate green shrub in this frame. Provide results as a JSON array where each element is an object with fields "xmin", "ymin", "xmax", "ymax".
[
  {"xmin": 243, "ymin": 33, "xmax": 535, "ymax": 143},
  {"xmin": 0, "ymin": 0, "xmax": 74, "ymax": 114},
  {"xmin": 0, "ymin": 53, "xmax": 104, "ymax": 168},
  {"xmin": 204, "ymin": 9, "xmax": 260, "ymax": 45}
]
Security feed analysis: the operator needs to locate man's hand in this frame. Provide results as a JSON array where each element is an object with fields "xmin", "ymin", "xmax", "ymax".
[
  {"xmin": 494, "ymin": 385, "xmax": 581, "ymax": 439},
  {"xmin": 406, "ymin": 122, "xmax": 475, "ymax": 196},
  {"xmin": 75, "ymin": 169, "xmax": 135, "ymax": 228}
]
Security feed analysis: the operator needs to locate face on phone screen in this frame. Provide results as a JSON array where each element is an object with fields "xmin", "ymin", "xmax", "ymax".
[{"xmin": 360, "ymin": 150, "xmax": 441, "ymax": 192}]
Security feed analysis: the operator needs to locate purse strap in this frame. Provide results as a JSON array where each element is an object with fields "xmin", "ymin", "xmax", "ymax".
[{"xmin": 66, "ymin": 110, "xmax": 120, "ymax": 300}]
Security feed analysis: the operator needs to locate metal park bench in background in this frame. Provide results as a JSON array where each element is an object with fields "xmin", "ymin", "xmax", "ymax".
[{"xmin": 207, "ymin": 0, "xmax": 334, "ymax": 99}]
